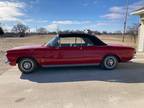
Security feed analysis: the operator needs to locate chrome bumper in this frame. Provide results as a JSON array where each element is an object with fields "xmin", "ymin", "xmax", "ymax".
[
  {"xmin": 5, "ymin": 60, "xmax": 9, "ymax": 64},
  {"xmin": 4, "ymin": 54, "xmax": 9, "ymax": 64}
]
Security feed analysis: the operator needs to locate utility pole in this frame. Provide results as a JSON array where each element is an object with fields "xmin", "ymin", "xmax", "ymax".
[{"xmin": 122, "ymin": 0, "xmax": 129, "ymax": 42}]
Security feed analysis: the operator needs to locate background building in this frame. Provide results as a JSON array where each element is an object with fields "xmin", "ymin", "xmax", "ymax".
[{"xmin": 132, "ymin": 7, "xmax": 144, "ymax": 52}]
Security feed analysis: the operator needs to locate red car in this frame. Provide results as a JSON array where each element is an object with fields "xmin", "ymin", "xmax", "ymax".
[{"xmin": 6, "ymin": 33, "xmax": 135, "ymax": 74}]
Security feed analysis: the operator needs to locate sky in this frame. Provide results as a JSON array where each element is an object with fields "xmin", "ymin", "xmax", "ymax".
[{"xmin": 0, "ymin": 0, "xmax": 144, "ymax": 32}]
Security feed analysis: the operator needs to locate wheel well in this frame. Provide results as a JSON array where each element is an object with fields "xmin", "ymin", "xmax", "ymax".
[
  {"xmin": 16, "ymin": 57, "xmax": 38, "ymax": 64},
  {"xmin": 103, "ymin": 54, "xmax": 121, "ymax": 62}
]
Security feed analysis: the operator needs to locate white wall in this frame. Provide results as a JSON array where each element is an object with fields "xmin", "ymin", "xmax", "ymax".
[{"xmin": 138, "ymin": 18, "xmax": 144, "ymax": 52}]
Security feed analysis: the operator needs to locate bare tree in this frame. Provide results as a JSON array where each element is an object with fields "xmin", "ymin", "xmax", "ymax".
[
  {"xmin": 36, "ymin": 27, "xmax": 48, "ymax": 34},
  {"xmin": 11, "ymin": 23, "xmax": 29, "ymax": 37},
  {"xmin": 87, "ymin": 29, "xmax": 93, "ymax": 35},
  {"xmin": 127, "ymin": 23, "xmax": 139, "ymax": 43},
  {"xmin": 102, "ymin": 31, "xmax": 108, "ymax": 35},
  {"xmin": 0, "ymin": 27, "xmax": 4, "ymax": 37},
  {"xmin": 0, "ymin": 22, "xmax": 4, "ymax": 37},
  {"xmin": 114, "ymin": 31, "xmax": 122, "ymax": 35}
]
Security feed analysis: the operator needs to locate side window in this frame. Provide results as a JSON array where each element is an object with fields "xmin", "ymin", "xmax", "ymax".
[
  {"xmin": 75, "ymin": 37, "xmax": 85, "ymax": 44},
  {"xmin": 74, "ymin": 37, "xmax": 85, "ymax": 46},
  {"xmin": 59, "ymin": 37, "xmax": 94, "ymax": 47},
  {"xmin": 60, "ymin": 37, "xmax": 75, "ymax": 47},
  {"xmin": 83, "ymin": 38, "xmax": 95, "ymax": 46},
  {"xmin": 59, "ymin": 37, "xmax": 86, "ymax": 47}
]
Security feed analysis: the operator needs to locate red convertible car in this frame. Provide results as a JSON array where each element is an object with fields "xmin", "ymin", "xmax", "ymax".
[{"xmin": 6, "ymin": 33, "xmax": 135, "ymax": 74}]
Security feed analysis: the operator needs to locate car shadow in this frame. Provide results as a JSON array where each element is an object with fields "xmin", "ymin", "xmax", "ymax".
[{"xmin": 20, "ymin": 62, "xmax": 144, "ymax": 83}]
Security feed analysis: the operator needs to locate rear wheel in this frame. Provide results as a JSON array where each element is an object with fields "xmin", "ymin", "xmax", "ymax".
[
  {"xmin": 101, "ymin": 56, "xmax": 118, "ymax": 70},
  {"xmin": 18, "ymin": 58, "xmax": 37, "ymax": 74}
]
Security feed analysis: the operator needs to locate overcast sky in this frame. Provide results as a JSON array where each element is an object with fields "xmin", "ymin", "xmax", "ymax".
[{"xmin": 0, "ymin": 0, "xmax": 144, "ymax": 32}]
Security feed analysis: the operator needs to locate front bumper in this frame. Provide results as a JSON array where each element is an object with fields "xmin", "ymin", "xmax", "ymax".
[
  {"xmin": 5, "ymin": 56, "xmax": 9, "ymax": 64},
  {"xmin": 4, "ymin": 52, "xmax": 16, "ymax": 66},
  {"xmin": 5, "ymin": 60, "xmax": 9, "ymax": 64},
  {"xmin": 4, "ymin": 52, "xmax": 9, "ymax": 64}
]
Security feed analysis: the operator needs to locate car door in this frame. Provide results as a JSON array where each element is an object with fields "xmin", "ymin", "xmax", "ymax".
[
  {"xmin": 34, "ymin": 37, "xmax": 60, "ymax": 65},
  {"xmin": 82, "ymin": 46, "xmax": 104, "ymax": 64},
  {"xmin": 82, "ymin": 37, "xmax": 104, "ymax": 64},
  {"xmin": 58, "ymin": 37, "xmax": 85, "ymax": 64},
  {"xmin": 35, "ymin": 46, "xmax": 60, "ymax": 65}
]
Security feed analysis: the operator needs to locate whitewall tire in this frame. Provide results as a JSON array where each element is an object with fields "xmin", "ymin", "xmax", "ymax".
[
  {"xmin": 101, "ymin": 56, "xmax": 118, "ymax": 70},
  {"xmin": 18, "ymin": 58, "xmax": 37, "ymax": 74}
]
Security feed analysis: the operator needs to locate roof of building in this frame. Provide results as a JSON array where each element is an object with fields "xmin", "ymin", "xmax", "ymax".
[
  {"xmin": 131, "ymin": 7, "xmax": 144, "ymax": 15},
  {"xmin": 136, "ymin": 7, "xmax": 144, "ymax": 11}
]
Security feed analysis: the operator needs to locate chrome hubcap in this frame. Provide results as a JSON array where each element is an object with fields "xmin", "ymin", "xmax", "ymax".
[
  {"xmin": 23, "ymin": 62, "xmax": 31, "ymax": 69},
  {"xmin": 104, "ymin": 56, "xmax": 117, "ymax": 69},
  {"xmin": 107, "ymin": 59, "xmax": 114, "ymax": 66}
]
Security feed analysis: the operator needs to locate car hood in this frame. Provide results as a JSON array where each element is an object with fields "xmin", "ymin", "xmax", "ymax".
[{"xmin": 7, "ymin": 44, "xmax": 44, "ymax": 52}]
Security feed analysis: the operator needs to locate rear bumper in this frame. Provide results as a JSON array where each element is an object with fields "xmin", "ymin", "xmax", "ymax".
[{"xmin": 121, "ymin": 56, "xmax": 134, "ymax": 62}]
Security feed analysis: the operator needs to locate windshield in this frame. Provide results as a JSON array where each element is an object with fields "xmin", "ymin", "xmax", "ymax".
[{"xmin": 47, "ymin": 36, "xmax": 59, "ymax": 47}]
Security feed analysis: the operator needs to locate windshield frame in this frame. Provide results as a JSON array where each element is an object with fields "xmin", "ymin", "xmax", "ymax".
[{"xmin": 46, "ymin": 36, "xmax": 59, "ymax": 47}]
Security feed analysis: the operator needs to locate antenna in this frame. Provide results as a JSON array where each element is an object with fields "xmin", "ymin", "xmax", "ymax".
[{"xmin": 122, "ymin": 0, "xmax": 129, "ymax": 42}]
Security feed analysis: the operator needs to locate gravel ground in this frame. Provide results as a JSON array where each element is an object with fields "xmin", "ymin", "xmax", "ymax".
[
  {"xmin": 0, "ymin": 51, "xmax": 10, "ymax": 74},
  {"xmin": 0, "ymin": 59, "xmax": 144, "ymax": 108}
]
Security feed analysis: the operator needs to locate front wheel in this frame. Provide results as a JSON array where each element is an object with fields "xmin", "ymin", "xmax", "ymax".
[
  {"xmin": 101, "ymin": 56, "xmax": 118, "ymax": 70},
  {"xmin": 18, "ymin": 58, "xmax": 37, "ymax": 74}
]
